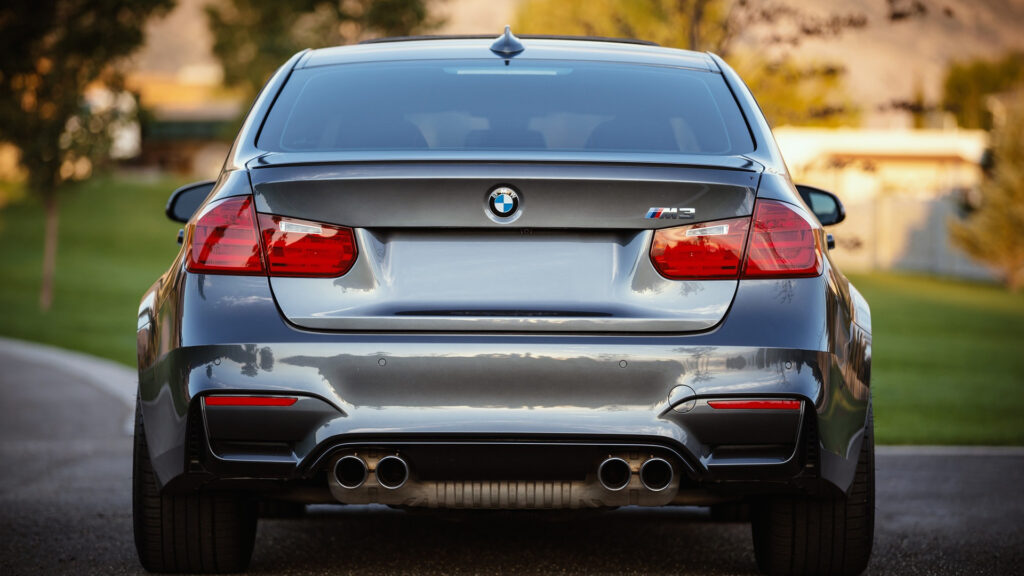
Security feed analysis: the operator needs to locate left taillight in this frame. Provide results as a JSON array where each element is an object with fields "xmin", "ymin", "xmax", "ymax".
[
  {"xmin": 187, "ymin": 196, "xmax": 357, "ymax": 277},
  {"xmin": 187, "ymin": 196, "xmax": 265, "ymax": 274},
  {"xmin": 257, "ymin": 214, "xmax": 357, "ymax": 277}
]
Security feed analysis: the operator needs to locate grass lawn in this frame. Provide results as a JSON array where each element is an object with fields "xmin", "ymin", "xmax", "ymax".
[
  {"xmin": 848, "ymin": 272, "xmax": 1024, "ymax": 445},
  {"xmin": 0, "ymin": 173, "xmax": 185, "ymax": 366},
  {"xmin": 0, "ymin": 175, "xmax": 1021, "ymax": 445}
]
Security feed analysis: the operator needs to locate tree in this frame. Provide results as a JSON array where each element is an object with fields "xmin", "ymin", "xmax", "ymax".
[
  {"xmin": 942, "ymin": 52, "xmax": 1024, "ymax": 130},
  {"xmin": 206, "ymin": 0, "xmax": 440, "ymax": 98},
  {"xmin": 515, "ymin": 0, "xmax": 947, "ymax": 127},
  {"xmin": 950, "ymin": 95, "xmax": 1024, "ymax": 291},
  {"xmin": 0, "ymin": 0, "xmax": 174, "ymax": 310},
  {"xmin": 514, "ymin": 0, "xmax": 868, "ymax": 126}
]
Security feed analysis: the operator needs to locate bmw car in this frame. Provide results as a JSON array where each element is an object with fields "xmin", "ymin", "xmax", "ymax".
[{"xmin": 134, "ymin": 28, "xmax": 873, "ymax": 575}]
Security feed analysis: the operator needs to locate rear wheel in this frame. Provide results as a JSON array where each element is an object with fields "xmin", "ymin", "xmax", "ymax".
[
  {"xmin": 259, "ymin": 499, "xmax": 306, "ymax": 519},
  {"xmin": 133, "ymin": 397, "xmax": 257, "ymax": 573},
  {"xmin": 710, "ymin": 501, "xmax": 750, "ymax": 522},
  {"xmin": 751, "ymin": 405, "xmax": 874, "ymax": 576}
]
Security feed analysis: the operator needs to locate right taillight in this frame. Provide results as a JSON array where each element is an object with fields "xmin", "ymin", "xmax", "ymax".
[
  {"xmin": 650, "ymin": 199, "xmax": 822, "ymax": 280},
  {"xmin": 187, "ymin": 195, "xmax": 357, "ymax": 277},
  {"xmin": 742, "ymin": 200, "xmax": 822, "ymax": 278},
  {"xmin": 650, "ymin": 217, "xmax": 750, "ymax": 279}
]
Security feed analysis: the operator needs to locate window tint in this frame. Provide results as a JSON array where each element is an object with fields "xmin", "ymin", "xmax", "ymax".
[{"xmin": 258, "ymin": 59, "xmax": 754, "ymax": 156}]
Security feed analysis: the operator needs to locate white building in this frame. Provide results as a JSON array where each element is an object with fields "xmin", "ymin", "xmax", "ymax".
[{"xmin": 774, "ymin": 127, "xmax": 993, "ymax": 279}]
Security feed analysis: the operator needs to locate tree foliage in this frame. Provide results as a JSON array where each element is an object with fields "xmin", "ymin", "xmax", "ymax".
[
  {"xmin": 514, "ymin": 0, "xmax": 867, "ymax": 126},
  {"xmin": 950, "ymin": 96, "xmax": 1024, "ymax": 291},
  {"xmin": 946, "ymin": 95, "xmax": 1024, "ymax": 291},
  {"xmin": 942, "ymin": 52, "xmax": 1024, "ymax": 130},
  {"xmin": 0, "ymin": 0, "xmax": 174, "ymax": 309},
  {"xmin": 206, "ymin": 0, "xmax": 439, "ymax": 97}
]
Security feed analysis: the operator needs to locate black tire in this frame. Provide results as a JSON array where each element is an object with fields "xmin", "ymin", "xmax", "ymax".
[
  {"xmin": 751, "ymin": 405, "xmax": 875, "ymax": 576},
  {"xmin": 133, "ymin": 397, "xmax": 258, "ymax": 573},
  {"xmin": 258, "ymin": 499, "xmax": 306, "ymax": 519},
  {"xmin": 710, "ymin": 501, "xmax": 751, "ymax": 522}
]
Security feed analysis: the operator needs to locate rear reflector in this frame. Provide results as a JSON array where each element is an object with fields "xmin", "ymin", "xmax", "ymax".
[
  {"xmin": 258, "ymin": 214, "xmax": 358, "ymax": 277},
  {"xmin": 742, "ymin": 200, "xmax": 822, "ymax": 278},
  {"xmin": 187, "ymin": 196, "xmax": 265, "ymax": 274},
  {"xmin": 204, "ymin": 396, "xmax": 298, "ymax": 407},
  {"xmin": 650, "ymin": 217, "xmax": 750, "ymax": 279},
  {"xmin": 708, "ymin": 400, "xmax": 802, "ymax": 410}
]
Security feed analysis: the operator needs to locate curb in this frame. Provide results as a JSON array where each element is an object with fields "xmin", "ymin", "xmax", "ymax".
[
  {"xmin": 877, "ymin": 445, "xmax": 1024, "ymax": 456},
  {"xmin": 0, "ymin": 336, "xmax": 136, "ymax": 409}
]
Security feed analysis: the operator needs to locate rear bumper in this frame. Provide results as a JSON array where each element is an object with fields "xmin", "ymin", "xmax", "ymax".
[{"xmin": 137, "ymin": 269, "xmax": 870, "ymax": 503}]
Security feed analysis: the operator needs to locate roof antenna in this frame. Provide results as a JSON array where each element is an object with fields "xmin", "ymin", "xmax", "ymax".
[{"xmin": 490, "ymin": 25, "xmax": 524, "ymax": 57}]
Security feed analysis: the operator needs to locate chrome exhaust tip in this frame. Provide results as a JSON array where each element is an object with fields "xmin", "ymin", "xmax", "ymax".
[
  {"xmin": 375, "ymin": 455, "xmax": 409, "ymax": 489},
  {"xmin": 334, "ymin": 455, "xmax": 368, "ymax": 489},
  {"xmin": 598, "ymin": 457, "xmax": 632, "ymax": 491},
  {"xmin": 639, "ymin": 457, "xmax": 673, "ymax": 491}
]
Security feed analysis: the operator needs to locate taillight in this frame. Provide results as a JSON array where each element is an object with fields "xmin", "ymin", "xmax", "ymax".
[
  {"xmin": 743, "ymin": 200, "xmax": 822, "ymax": 278},
  {"xmin": 650, "ymin": 199, "xmax": 822, "ymax": 280},
  {"xmin": 650, "ymin": 217, "xmax": 750, "ymax": 279},
  {"xmin": 187, "ymin": 196, "xmax": 357, "ymax": 277},
  {"xmin": 187, "ymin": 196, "xmax": 264, "ymax": 274},
  {"xmin": 257, "ymin": 214, "xmax": 357, "ymax": 277}
]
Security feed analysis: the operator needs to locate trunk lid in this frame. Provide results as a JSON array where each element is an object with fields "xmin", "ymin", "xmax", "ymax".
[{"xmin": 249, "ymin": 158, "xmax": 760, "ymax": 332}]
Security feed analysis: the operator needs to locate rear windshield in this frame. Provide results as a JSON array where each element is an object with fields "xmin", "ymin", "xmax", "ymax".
[{"xmin": 258, "ymin": 59, "xmax": 754, "ymax": 156}]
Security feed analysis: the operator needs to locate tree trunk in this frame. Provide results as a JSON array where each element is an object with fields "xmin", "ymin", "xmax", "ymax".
[
  {"xmin": 690, "ymin": 0, "xmax": 707, "ymax": 51},
  {"xmin": 39, "ymin": 191, "xmax": 59, "ymax": 311}
]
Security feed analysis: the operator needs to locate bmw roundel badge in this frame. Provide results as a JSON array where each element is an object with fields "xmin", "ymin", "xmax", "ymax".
[{"xmin": 485, "ymin": 186, "xmax": 522, "ymax": 222}]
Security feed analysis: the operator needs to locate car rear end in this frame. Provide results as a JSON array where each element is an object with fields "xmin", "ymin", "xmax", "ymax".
[{"xmin": 135, "ymin": 36, "xmax": 872, "ymax": 575}]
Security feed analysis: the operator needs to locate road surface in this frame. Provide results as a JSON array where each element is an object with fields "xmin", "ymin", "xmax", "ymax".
[{"xmin": 1, "ymin": 340, "xmax": 1022, "ymax": 575}]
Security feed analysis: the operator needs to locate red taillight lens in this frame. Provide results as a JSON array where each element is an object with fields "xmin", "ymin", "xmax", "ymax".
[
  {"xmin": 650, "ymin": 217, "xmax": 750, "ymax": 279},
  {"xmin": 743, "ymin": 200, "xmax": 822, "ymax": 278},
  {"xmin": 187, "ymin": 196, "xmax": 265, "ymax": 274},
  {"xmin": 187, "ymin": 196, "xmax": 357, "ymax": 277},
  {"xmin": 650, "ymin": 200, "xmax": 823, "ymax": 281},
  {"xmin": 257, "ymin": 214, "xmax": 358, "ymax": 277}
]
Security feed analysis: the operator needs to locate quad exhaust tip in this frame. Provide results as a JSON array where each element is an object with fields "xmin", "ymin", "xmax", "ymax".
[
  {"xmin": 376, "ymin": 455, "xmax": 409, "ymax": 489},
  {"xmin": 598, "ymin": 457, "xmax": 632, "ymax": 491},
  {"xmin": 334, "ymin": 455, "xmax": 368, "ymax": 489},
  {"xmin": 639, "ymin": 457, "xmax": 673, "ymax": 491}
]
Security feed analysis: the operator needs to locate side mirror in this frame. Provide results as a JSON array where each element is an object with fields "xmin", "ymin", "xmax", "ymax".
[
  {"xmin": 166, "ymin": 180, "xmax": 216, "ymax": 223},
  {"xmin": 795, "ymin": 184, "xmax": 846, "ymax": 226}
]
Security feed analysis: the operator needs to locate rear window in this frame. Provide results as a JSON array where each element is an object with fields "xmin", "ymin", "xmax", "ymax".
[{"xmin": 258, "ymin": 59, "xmax": 754, "ymax": 156}]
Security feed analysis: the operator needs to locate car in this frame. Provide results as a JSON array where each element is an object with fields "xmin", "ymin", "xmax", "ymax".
[{"xmin": 134, "ymin": 27, "xmax": 873, "ymax": 575}]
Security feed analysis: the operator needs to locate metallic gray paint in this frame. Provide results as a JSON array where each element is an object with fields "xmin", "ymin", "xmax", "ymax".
[
  {"xmin": 137, "ymin": 38, "xmax": 872, "ymax": 509},
  {"xmin": 137, "ymin": 258, "xmax": 869, "ymax": 497},
  {"xmin": 249, "ymin": 162, "xmax": 758, "ymax": 229},
  {"xmin": 269, "ymin": 228, "xmax": 740, "ymax": 332},
  {"xmin": 300, "ymin": 38, "xmax": 717, "ymax": 71}
]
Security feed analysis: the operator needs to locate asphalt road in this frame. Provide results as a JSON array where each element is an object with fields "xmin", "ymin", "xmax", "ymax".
[{"xmin": 1, "ymin": 344, "xmax": 1023, "ymax": 576}]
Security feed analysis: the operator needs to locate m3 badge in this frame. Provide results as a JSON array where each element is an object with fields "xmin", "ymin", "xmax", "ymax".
[{"xmin": 645, "ymin": 207, "xmax": 696, "ymax": 219}]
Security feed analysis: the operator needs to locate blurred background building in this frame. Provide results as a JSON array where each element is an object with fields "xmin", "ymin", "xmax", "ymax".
[{"xmin": 776, "ymin": 127, "xmax": 989, "ymax": 277}]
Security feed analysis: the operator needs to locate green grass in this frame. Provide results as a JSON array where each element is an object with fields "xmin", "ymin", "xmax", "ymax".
[
  {"xmin": 848, "ymin": 272, "xmax": 1024, "ymax": 445},
  {"xmin": 0, "ymin": 177, "xmax": 1022, "ymax": 444},
  {"xmin": 0, "ymin": 173, "xmax": 186, "ymax": 366}
]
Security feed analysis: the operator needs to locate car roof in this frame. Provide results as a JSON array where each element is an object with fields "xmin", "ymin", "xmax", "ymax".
[{"xmin": 298, "ymin": 35, "xmax": 718, "ymax": 72}]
